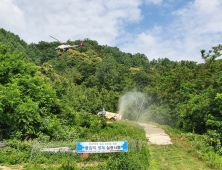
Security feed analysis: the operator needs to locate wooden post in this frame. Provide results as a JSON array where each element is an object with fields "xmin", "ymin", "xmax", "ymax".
[{"xmin": 80, "ymin": 153, "xmax": 90, "ymax": 158}]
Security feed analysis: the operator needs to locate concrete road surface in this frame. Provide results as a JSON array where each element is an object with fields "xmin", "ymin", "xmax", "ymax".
[{"xmin": 138, "ymin": 123, "xmax": 172, "ymax": 145}]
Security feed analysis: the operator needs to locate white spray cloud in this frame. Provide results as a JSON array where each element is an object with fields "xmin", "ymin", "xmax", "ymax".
[{"xmin": 118, "ymin": 91, "xmax": 148, "ymax": 120}]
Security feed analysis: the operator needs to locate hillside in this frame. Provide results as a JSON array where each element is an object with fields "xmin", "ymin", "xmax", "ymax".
[{"xmin": 1, "ymin": 28, "xmax": 222, "ymax": 169}]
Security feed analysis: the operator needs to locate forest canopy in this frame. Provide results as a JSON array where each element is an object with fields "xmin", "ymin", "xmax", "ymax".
[{"xmin": 1, "ymin": 28, "xmax": 222, "ymax": 149}]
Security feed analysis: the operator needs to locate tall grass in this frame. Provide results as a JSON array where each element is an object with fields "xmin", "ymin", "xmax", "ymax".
[{"xmin": 158, "ymin": 124, "xmax": 222, "ymax": 169}]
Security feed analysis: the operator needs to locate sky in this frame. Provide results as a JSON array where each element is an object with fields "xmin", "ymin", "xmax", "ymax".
[{"xmin": 0, "ymin": 0, "xmax": 222, "ymax": 63}]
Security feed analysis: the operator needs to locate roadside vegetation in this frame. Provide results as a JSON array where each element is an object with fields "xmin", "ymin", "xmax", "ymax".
[
  {"xmin": 148, "ymin": 124, "xmax": 222, "ymax": 169},
  {"xmin": 0, "ymin": 120, "xmax": 150, "ymax": 169}
]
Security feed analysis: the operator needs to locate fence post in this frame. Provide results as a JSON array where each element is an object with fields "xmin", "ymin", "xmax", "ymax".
[
  {"xmin": 138, "ymin": 138, "xmax": 141, "ymax": 151},
  {"xmin": 125, "ymin": 130, "xmax": 128, "ymax": 139},
  {"xmin": 29, "ymin": 142, "xmax": 39, "ymax": 162}
]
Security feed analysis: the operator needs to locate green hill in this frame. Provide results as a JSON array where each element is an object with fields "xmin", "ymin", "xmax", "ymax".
[{"xmin": 1, "ymin": 28, "xmax": 222, "ymax": 169}]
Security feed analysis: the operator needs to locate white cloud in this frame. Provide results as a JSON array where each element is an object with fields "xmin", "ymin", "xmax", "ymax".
[
  {"xmin": 1, "ymin": 0, "xmax": 143, "ymax": 46},
  {"xmin": 1, "ymin": 0, "xmax": 222, "ymax": 63},
  {"xmin": 120, "ymin": 0, "xmax": 222, "ymax": 62},
  {"xmin": 0, "ymin": 0, "xmax": 25, "ymax": 29},
  {"xmin": 144, "ymin": 0, "xmax": 163, "ymax": 5}
]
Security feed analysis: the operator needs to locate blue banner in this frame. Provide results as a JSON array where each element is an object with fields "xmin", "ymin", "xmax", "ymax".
[{"xmin": 77, "ymin": 141, "xmax": 128, "ymax": 153}]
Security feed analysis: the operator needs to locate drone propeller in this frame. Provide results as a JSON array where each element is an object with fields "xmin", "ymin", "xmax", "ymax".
[{"xmin": 50, "ymin": 35, "xmax": 63, "ymax": 44}]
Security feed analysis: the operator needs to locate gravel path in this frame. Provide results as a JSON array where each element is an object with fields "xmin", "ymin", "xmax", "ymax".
[
  {"xmin": 138, "ymin": 123, "xmax": 172, "ymax": 145},
  {"xmin": 0, "ymin": 166, "xmax": 23, "ymax": 170}
]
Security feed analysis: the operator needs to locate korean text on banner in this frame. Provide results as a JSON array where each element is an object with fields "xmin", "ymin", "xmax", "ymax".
[{"xmin": 77, "ymin": 141, "xmax": 127, "ymax": 153}]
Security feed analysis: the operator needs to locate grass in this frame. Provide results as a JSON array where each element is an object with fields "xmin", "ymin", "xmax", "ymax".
[
  {"xmin": 149, "ymin": 143, "xmax": 214, "ymax": 170},
  {"xmin": 0, "ymin": 120, "xmax": 151, "ymax": 169},
  {"xmin": 147, "ymin": 123, "xmax": 222, "ymax": 170},
  {"xmin": 5, "ymin": 119, "xmax": 222, "ymax": 169}
]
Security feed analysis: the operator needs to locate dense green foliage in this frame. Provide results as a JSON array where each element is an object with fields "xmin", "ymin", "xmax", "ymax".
[
  {"xmin": 0, "ymin": 28, "xmax": 150, "ymax": 139},
  {"xmin": 0, "ymin": 44, "xmax": 60, "ymax": 138},
  {"xmin": 1, "ymin": 27, "xmax": 222, "ymax": 167}
]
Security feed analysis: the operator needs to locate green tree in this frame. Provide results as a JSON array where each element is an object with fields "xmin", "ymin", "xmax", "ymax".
[
  {"xmin": 0, "ymin": 44, "xmax": 59, "ymax": 138},
  {"xmin": 95, "ymin": 55, "xmax": 118, "ymax": 90}
]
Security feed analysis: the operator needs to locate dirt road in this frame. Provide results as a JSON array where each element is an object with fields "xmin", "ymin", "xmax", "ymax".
[
  {"xmin": 0, "ymin": 165, "xmax": 23, "ymax": 170},
  {"xmin": 138, "ymin": 123, "xmax": 172, "ymax": 145}
]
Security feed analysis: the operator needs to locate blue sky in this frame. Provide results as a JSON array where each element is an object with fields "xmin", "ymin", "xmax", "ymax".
[
  {"xmin": 139, "ymin": 0, "xmax": 191, "ymax": 30},
  {"xmin": 0, "ymin": 0, "xmax": 222, "ymax": 63}
]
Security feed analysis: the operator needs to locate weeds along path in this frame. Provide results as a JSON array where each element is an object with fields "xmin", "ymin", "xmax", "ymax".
[{"xmin": 139, "ymin": 123, "xmax": 214, "ymax": 170}]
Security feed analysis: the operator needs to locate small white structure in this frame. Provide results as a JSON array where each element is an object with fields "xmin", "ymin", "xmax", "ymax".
[
  {"xmin": 98, "ymin": 109, "xmax": 122, "ymax": 121},
  {"xmin": 40, "ymin": 147, "xmax": 76, "ymax": 153},
  {"xmin": 0, "ymin": 141, "xmax": 7, "ymax": 149}
]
